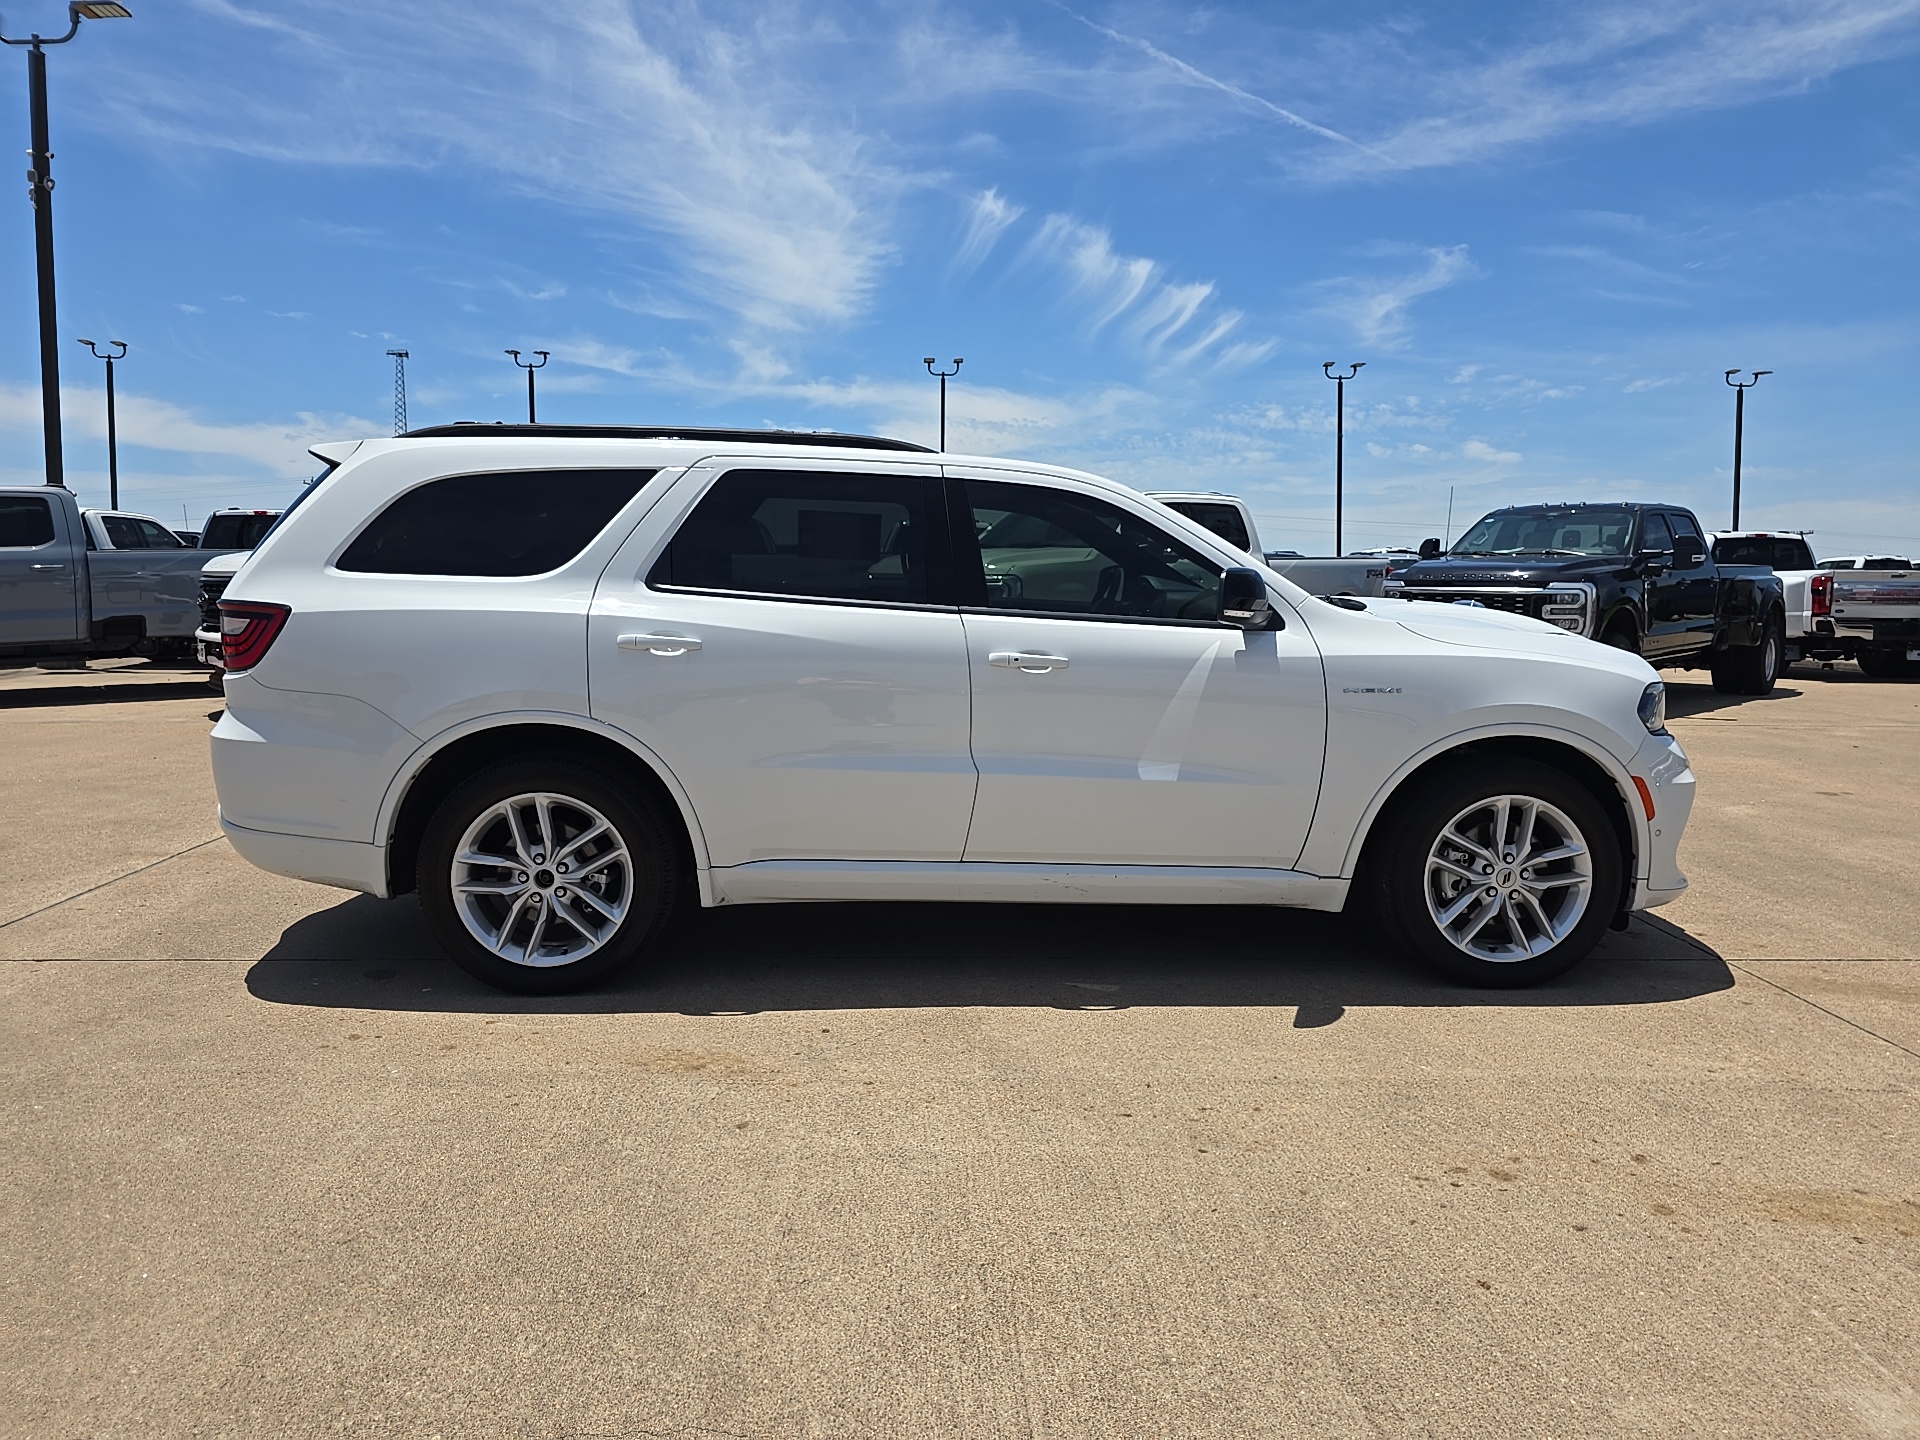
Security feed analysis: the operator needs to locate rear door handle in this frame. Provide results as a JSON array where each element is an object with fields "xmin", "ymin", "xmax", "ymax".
[
  {"xmin": 989, "ymin": 650, "xmax": 1070, "ymax": 672},
  {"xmin": 618, "ymin": 632, "xmax": 703, "ymax": 656},
  {"xmin": 29, "ymin": 562, "xmax": 65, "ymax": 571}
]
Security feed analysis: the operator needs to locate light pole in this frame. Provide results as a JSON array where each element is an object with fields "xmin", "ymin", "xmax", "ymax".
[
  {"xmin": 1323, "ymin": 361, "xmax": 1364, "ymax": 555},
  {"xmin": 923, "ymin": 356, "xmax": 962, "ymax": 452},
  {"xmin": 1723, "ymin": 369, "xmax": 1770, "ymax": 529},
  {"xmin": 75, "ymin": 338, "xmax": 124, "ymax": 507},
  {"xmin": 1, "ymin": 3, "xmax": 133, "ymax": 488},
  {"xmin": 386, "ymin": 349, "xmax": 409, "ymax": 436},
  {"xmin": 506, "ymin": 349, "xmax": 548, "ymax": 423}
]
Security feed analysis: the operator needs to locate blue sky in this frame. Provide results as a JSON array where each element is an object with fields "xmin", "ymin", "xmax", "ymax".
[{"xmin": 1, "ymin": 0, "xmax": 1916, "ymax": 554}]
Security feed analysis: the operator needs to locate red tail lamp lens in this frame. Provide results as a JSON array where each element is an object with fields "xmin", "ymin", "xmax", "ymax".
[
  {"xmin": 218, "ymin": 601, "xmax": 291, "ymax": 671},
  {"xmin": 1810, "ymin": 573, "xmax": 1832, "ymax": 618}
]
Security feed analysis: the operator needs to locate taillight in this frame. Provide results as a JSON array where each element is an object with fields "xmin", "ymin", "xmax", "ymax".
[
  {"xmin": 1811, "ymin": 573, "xmax": 1832, "ymax": 618},
  {"xmin": 218, "ymin": 601, "xmax": 291, "ymax": 671}
]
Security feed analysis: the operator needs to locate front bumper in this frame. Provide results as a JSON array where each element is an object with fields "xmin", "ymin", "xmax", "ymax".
[{"xmin": 1628, "ymin": 730, "xmax": 1694, "ymax": 908}]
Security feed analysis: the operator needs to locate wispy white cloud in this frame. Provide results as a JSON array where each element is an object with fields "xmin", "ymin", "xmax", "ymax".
[
  {"xmin": 1462, "ymin": 438, "xmax": 1524, "ymax": 465},
  {"xmin": 1323, "ymin": 246, "xmax": 1477, "ymax": 347},
  {"xmin": 1023, "ymin": 214, "xmax": 1271, "ymax": 370},
  {"xmin": 952, "ymin": 188, "xmax": 1025, "ymax": 276}
]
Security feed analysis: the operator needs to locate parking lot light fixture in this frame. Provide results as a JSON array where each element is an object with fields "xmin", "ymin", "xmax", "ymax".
[
  {"xmin": 1724, "ymin": 369, "xmax": 1771, "ymax": 529},
  {"xmin": 506, "ymin": 349, "xmax": 549, "ymax": 423},
  {"xmin": 76, "ymin": 338, "xmax": 127, "ymax": 507},
  {"xmin": 2, "ymin": 1, "xmax": 133, "ymax": 487},
  {"xmin": 924, "ymin": 356, "xmax": 962, "ymax": 452},
  {"xmin": 1323, "ymin": 361, "xmax": 1365, "ymax": 555}
]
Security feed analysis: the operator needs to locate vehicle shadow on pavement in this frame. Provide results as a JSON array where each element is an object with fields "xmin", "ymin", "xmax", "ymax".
[
  {"xmin": 0, "ymin": 679, "xmax": 218, "ymax": 708},
  {"xmin": 246, "ymin": 897, "xmax": 1732, "ymax": 1020},
  {"xmin": 1659, "ymin": 678, "xmax": 1803, "ymax": 719}
]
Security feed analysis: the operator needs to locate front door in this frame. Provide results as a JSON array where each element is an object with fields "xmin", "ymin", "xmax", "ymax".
[
  {"xmin": 589, "ymin": 462, "xmax": 977, "ymax": 867},
  {"xmin": 0, "ymin": 493, "xmax": 82, "ymax": 646},
  {"xmin": 1638, "ymin": 512, "xmax": 1689, "ymax": 657},
  {"xmin": 951, "ymin": 472, "xmax": 1327, "ymax": 868}
]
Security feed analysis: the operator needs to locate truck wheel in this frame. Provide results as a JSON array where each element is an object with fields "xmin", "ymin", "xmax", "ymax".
[
  {"xmin": 1711, "ymin": 617, "xmax": 1782, "ymax": 696},
  {"xmin": 1855, "ymin": 650, "xmax": 1914, "ymax": 679},
  {"xmin": 417, "ymin": 758, "xmax": 681, "ymax": 994},
  {"xmin": 1369, "ymin": 758, "xmax": 1623, "ymax": 987},
  {"xmin": 1600, "ymin": 619, "xmax": 1639, "ymax": 654}
]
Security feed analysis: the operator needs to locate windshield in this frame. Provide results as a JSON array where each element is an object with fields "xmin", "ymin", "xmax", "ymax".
[{"xmin": 1452, "ymin": 509, "xmax": 1636, "ymax": 558}]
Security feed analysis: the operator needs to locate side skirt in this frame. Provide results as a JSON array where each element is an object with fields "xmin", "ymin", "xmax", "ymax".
[{"xmin": 707, "ymin": 860, "xmax": 1349, "ymax": 911}]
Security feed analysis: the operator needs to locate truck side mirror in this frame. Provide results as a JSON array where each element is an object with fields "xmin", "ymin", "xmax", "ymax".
[
  {"xmin": 1219, "ymin": 566, "xmax": 1279, "ymax": 630},
  {"xmin": 1418, "ymin": 537, "xmax": 1442, "ymax": 559}
]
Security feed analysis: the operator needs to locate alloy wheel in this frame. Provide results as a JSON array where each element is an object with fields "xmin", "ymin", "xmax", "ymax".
[
  {"xmin": 449, "ymin": 791, "xmax": 632, "ymax": 967},
  {"xmin": 1424, "ymin": 794, "xmax": 1594, "ymax": 962}
]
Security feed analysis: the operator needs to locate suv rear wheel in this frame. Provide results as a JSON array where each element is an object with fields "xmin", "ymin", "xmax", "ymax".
[
  {"xmin": 418, "ymin": 758, "xmax": 680, "ymax": 993},
  {"xmin": 1370, "ymin": 758, "xmax": 1623, "ymax": 987}
]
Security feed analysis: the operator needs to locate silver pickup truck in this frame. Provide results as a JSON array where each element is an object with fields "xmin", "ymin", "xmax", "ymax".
[
  {"xmin": 0, "ymin": 486, "xmax": 238, "ymax": 663},
  {"xmin": 1824, "ymin": 560, "xmax": 1920, "ymax": 678}
]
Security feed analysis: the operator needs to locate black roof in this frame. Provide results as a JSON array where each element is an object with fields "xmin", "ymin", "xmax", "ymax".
[{"xmin": 401, "ymin": 423, "xmax": 933, "ymax": 453}]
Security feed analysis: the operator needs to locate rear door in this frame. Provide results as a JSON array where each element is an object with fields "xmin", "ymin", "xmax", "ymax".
[
  {"xmin": 0, "ymin": 493, "xmax": 82, "ymax": 645},
  {"xmin": 589, "ymin": 460, "xmax": 977, "ymax": 866},
  {"xmin": 950, "ymin": 470, "xmax": 1327, "ymax": 868}
]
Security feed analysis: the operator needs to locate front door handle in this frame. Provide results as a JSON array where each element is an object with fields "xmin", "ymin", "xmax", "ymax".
[
  {"xmin": 29, "ymin": 562, "xmax": 65, "ymax": 571},
  {"xmin": 618, "ymin": 632, "xmax": 703, "ymax": 656},
  {"xmin": 989, "ymin": 650, "xmax": 1070, "ymax": 672}
]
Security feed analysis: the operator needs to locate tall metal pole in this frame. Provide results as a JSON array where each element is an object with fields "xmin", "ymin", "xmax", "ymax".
[
  {"xmin": 78, "ymin": 340, "xmax": 126, "ymax": 507},
  {"xmin": 507, "ymin": 349, "xmax": 548, "ymax": 424},
  {"xmin": 386, "ymin": 349, "xmax": 409, "ymax": 436},
  {"xmin": 924, "ymin": 357, "xmax": 962, "ymax": 452},
  {"xmin": 28, "ymin": 44, "xmax": 62, "ymax": 486},
  {"xmin": 1724, "ymin": 369, "xmax": 1770, "ymax": 529},
  {"xmin": 1323, "ymin": 361, "xmax": 1364, "ymax": 555},
  {"xmin": 3, "ymin": 7, "xmax": 134, "ymax": 483}
]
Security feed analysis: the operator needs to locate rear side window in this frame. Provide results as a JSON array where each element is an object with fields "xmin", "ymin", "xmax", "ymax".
[
  {"xmin": 337, "ymin": 469, "xmax": 657, "ymax": 576},
  {"xmin": 101, "ymin": 514, "xmax": 146, "ymax": 548},
  {"xmin": 650, "ymin": 469, "xmax": 943, "ymax": 606},
  {"xmin": 0, "ymin": 496, "xmax": 55, "ymax": 547},
  {"xmin": 1164, "ymin": 500, "xmax": 1250, "ymax": 552},
  {"xmin": 201, "ymin": 513, "xmax": 280, "ymax": 549},
  {"xmin": 1713, "ymin": 536, "xmax": 1817, "ymax": 570}
]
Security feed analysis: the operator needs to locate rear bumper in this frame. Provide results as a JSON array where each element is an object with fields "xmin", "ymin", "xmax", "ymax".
[{"xmin": 220, "ymin": 813, "xmax": 389, "ymax": 897}]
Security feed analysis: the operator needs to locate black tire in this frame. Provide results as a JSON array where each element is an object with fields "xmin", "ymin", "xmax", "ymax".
[
  {"xmin": 1855, "ymin": 649, "xmax": 1915, "ymax": 679},
  {"xmin": 1710, "ymin": 617, "xmax": 1782, "ymax": 695},
  {"xmin": 1367, "ymin": 758, "xmax": 1623, "ymax": 988},
  {"xmin": 1600, "ymin": 620, "xmax": 1639, "ymax": 655},
  {"xmin": 417, "ymin": 757, "xmax": 681, "ymax": 994}
]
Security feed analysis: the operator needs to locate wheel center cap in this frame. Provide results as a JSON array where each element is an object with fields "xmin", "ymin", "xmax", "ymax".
[
  {"xmin": 535, "ymin": 869, "xmax": 555, "ymax": 888},
  {"xmin": 1497, "ymin": 869, "xmax": 1516, "ymax": 888}
]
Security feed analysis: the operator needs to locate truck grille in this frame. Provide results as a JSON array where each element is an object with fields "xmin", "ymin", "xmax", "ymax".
[
  {"xmin": 1383, "ymin": 582, "xmax": 1596, "ymax": 636},
  {"xmin": 199, "ymin": 574, "xmax": 231, "ymax": 630}
]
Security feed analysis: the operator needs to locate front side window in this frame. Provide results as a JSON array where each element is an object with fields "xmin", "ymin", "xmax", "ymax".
[
  {"xmin": 1452, "ymin": 508, "xmax": 1638, "ymax": 558},
  {"xmin": 960, "ymin": 479, "xmax": 1223, "ymax": 622},
  {"xmin": 650, "ymin": 469, "xmax": 943, "ymax": 606},
  {"xmin": 0, "ymin": 496, "xmax": 55, "ymax": 547},
  {"xmin": 1641, "ymin": 513, "xmax": 1674, "ymax": 553},
  {"xmin": 337, "ymin": 468, "xmax": 656, "ymax": 576}
]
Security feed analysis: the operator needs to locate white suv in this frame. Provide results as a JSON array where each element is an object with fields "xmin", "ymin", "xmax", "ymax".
[{"xmin": 210, "ymin": 424, "xmax": 1694, "ymax": 992}]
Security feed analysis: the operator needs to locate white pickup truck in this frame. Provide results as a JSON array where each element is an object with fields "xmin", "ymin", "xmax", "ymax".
[
  {"xmin": 0, "ymin": 487, "xmax": 239, "ymax": 663},
  {"xmin": 1708, "ymin": 531, "xmax": 1832, "ymax": 665},
  {"xmin": 1146, "ymin": 490, "xmax": 1394, "ymax": 596}
]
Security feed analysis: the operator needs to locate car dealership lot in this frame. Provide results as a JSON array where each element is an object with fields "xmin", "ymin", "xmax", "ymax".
[{"xmin": 2, "ymin": 665, "xmax": 1915, "ymax": 1437}]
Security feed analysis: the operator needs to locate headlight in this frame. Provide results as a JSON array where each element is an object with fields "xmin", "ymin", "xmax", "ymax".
[{"xmin": 1637, "ymin": 681, "xmax": 1667, "ymax": 734}]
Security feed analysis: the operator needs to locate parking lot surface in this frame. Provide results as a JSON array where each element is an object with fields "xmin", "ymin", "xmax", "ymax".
[{"xmin": 2, "ymin": 661, "xmax": 1916, "ymax": 1439}]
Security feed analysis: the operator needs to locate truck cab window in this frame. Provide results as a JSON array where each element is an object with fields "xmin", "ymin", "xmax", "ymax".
[{"xmin": 0, "ymin": 496, "xmax": 55, "ymax": 547}]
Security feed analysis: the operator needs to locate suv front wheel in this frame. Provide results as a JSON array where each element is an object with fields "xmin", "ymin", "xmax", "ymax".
[
  {"xmin": 418, "ymin": 758, "xmax": 680, "ymax": 993},
  {"xmin": 1371, "ymin": 758, "xmax": 1623, "ymax": 987}
]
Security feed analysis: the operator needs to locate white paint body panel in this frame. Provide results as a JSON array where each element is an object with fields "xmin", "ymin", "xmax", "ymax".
[{"xmin": 210, "ymin": 436, "xmax": 1693, "ymax": 925}]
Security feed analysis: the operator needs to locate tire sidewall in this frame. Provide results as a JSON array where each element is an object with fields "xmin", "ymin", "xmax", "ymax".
[
  {"xmin": 1376, "ymin": 758, "xmax": 1624, "ymax": 987},
  {"xmin": 418, "ymin": 758, "xmax": 677, "ymax": 994}
]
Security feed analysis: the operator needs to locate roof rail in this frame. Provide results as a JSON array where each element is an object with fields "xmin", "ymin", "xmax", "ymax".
[{"xmin": 399, "ymin": 422, "xmax": 934, "ymax": 453}]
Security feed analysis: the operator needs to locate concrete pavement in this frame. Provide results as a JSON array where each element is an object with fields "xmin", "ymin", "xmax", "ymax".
[{"xmin": 2, "ymin": 661, "xmax": 1915, "ymax": 1438}]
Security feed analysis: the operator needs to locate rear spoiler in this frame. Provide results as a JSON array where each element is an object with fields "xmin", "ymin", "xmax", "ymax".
[{"xmin": 308, "ymin": 440, "xmax": 364, "ymax": 466}]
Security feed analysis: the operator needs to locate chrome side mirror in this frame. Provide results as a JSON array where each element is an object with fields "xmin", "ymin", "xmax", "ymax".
[{"xmin": 1220, "ymin": 566, "xmax": 1280, "ymax": 629}]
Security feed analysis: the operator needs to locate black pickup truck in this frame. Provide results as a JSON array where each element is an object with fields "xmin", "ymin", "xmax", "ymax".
[{"xmin": 1382, "ymin": 502, "xmax": 1788, "ymax": 694}]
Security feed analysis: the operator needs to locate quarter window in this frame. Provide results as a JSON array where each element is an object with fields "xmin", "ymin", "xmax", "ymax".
[
  {"xmin": 0, "ymin": 496, "xmax": 55, "ymax": 547},
  {"xmin": 336, "ymin": 469, "xmax": 657, "ymax": 576},
  {"xmin": 651, "ymin": 470, "xmax": 942, "ymax": 606},
  {"xmin": 959, "ymin": 479, "xmax": 1223, "ymax": 623}
]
